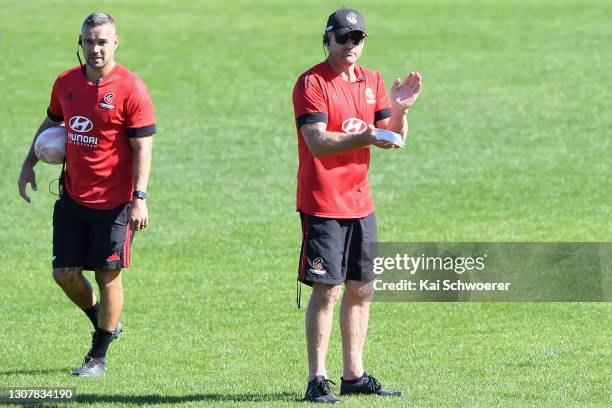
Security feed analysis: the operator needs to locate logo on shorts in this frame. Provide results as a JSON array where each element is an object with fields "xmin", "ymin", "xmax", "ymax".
[
  {"xmin": 310, "ymin": 257, "xmax": 327, "ymax": 275},
  {"xmin": 100, "ymin": 92, "xmax": 115, "ymax": 109},
  {"xmin": 106, "ymin": 252, "xmax": 120, "ymax": 262},
  {"xmin": 342, "ymin": 117, "xmax": 367, "ymax": 135},
  {"xmin": 69, "ymin": 116, "xmax": 93, "ymax": 132}
]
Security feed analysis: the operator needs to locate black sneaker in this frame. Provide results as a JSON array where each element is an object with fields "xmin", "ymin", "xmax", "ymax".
[
  {"xmin": 72, "ymin": 355, "xmax": 106, "ymax": 377},
  {"xmin": 340, "ymin": 372, "xmax": 403, "ymax": 397},
  {"xmin": 304, "ymin": 376, "xmax": 340, "ymax": 403}
]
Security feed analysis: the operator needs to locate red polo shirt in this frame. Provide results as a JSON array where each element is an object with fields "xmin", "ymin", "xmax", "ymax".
[
  {"xmin": 47, "ymin": 64, "xmax": 156, "ymax": 209},
  {"xmin": 292, "ymin": 61, "xmax": 391, "ymax": 218}
]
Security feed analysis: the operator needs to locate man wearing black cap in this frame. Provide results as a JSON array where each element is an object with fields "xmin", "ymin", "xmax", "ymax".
[{"xmin": 292, "ymin": 7, "xmax": 422, "ymax": 403}]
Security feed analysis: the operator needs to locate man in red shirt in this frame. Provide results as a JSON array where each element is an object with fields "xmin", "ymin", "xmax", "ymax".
[
  {"xmin": 17, "ymin": 12, "xmax": 155, "ymax": 377},
  {"xmin": 293, "ymin": 7, "xmax": 422, "ymax": 403}
]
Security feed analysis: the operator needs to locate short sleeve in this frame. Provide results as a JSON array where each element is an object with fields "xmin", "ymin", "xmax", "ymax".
[
  {"xmin": 293, "ymin": 72, "xmax": 328, "ymax": 127},
  {"xmin": 47, "ymin": 77, "xmax": 64, "ymax": 122},
  {"xmin": 126, "ymin": 79, "xmax": 156, "ymax": 137},
  {"xmin": 374, "ymin": 71, "xmax": 391, "ymax": 122}
]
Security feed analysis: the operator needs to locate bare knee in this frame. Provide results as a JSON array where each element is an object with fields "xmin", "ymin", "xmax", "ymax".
[
  {"xmin": 344, "ymin": 281, "xmax": 373, "ymax": 303},
  {"xmin": 95, "ymin": 269, "xmax": 122, "ymax": 288},
  {"xmin": 52, "ymin": 267, "xmax": 82, "ymax": 286},
  {"xmin": 312, "ymin": 284, "xmax": 342, "ymax": 308}
]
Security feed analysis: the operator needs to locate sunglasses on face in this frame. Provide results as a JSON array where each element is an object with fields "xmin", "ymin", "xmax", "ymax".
[{"xmin": 334, "ymin": 31, "xmax": 365, "ymax": 45}]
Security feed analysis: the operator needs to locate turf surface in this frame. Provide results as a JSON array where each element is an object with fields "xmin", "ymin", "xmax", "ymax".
[{"xmin": 0, "ymin": 0, "xmax": 610, "ymax": 406}]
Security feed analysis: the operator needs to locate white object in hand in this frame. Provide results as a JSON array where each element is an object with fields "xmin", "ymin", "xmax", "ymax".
[
  {"xmin": 375, "ymin": 128, "xmax": 405, "ymax": 148},
  {"xmin": 34, "ymin": 126, "xmax": 66, "ymax": 165}
]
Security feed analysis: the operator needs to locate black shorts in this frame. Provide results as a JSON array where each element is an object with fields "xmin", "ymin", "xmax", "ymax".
[
  {"xmin": 298, "ymin": 212, "xmax": 377, "ymax": 286},
  {"xmin": 52, "ymin": 192, "xmax": 133, "ymax": 271}
]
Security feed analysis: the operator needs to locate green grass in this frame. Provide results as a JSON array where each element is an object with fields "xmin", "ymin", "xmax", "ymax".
[{"xmin": 0, "ymin": 0, "xmax": 611, "ymax": 406}]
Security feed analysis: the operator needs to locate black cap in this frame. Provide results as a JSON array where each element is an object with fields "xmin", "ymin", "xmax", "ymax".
[{"xmin": 325, "ymin": 7, "xmax": 366, "ymax": 36}]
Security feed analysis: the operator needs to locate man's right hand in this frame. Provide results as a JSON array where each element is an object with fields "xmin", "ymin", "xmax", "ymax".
[{"xmin": 18, "ymin": 161, "xmax": 38, "ymax": 203}]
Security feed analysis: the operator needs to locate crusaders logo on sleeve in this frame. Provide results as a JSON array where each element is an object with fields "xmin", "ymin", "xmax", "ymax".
[
  {"xmin": 342, "ymin": 117, "xmax": 367, "ymax": 135},
  {"xmin": 99, "ymin": 92, "xmax": 115, "ymax": 110}
]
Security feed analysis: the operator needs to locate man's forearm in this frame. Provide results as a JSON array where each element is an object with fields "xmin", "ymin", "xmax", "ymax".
[
  {"xmin": 132, "ymin": 150, "xmax": 151, "ymax": 192},
  {"xmin": 310, "ymin": 131, "xmax": 369, "ymax": 157},
  {"xmin": 24, "ymin": 142, "xmax": 39, "ymax": 165},
  {"xmin": 385, "ymin": 107, "xmax": 408, "ymax": 141},
  {"xmin": 131, "ymin": 139, "xmax": 152, "ymax": 192}
]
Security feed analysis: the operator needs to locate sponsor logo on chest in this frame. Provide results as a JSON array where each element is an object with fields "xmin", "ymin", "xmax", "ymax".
[
  {"xmin": 67, "ymin": 116, "xmax": 97, "ymax": 148},
  {"xmin": 365, "ymin": 87, "xmax": 376, "ymax": 104},
  {"xmin": 342, "ymin": 117, "xmax": 367, "ymax": 134},
  {"xmin": 100, "ymin": 92, "xmax": 115, "ymax": 109}
]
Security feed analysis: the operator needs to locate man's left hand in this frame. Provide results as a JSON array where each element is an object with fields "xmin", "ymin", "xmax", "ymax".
[
  {"xmin": 391, "ymin": 72, "xmax": 422, "ymax": 111},
  {"xmin": 129, "ymin": 199, "xmax": 148, "ymax": 231}
]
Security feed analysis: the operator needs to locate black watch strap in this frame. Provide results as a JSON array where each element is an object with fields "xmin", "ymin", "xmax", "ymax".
[{"xmin": 132, "ymin": 190, "xmax": 147, "ymax": 200}]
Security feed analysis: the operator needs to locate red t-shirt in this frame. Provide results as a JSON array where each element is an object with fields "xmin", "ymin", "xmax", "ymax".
[
  {"xmin": 47, "ymin": 64, "xmax": 156, "ymax": 209},
  {"xmin": 292, "ymin": 61, "xmax": 391, "ymax": 218}
]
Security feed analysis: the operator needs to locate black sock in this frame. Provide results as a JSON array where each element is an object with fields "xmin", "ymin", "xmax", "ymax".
[
  {"xmin": 88, "ymin": 328, "xmax": 114, "ymax": 359},
  {"xmin": 343, "ymin": 374, "xmax": 365, "ymax": 384},
  {"xmin": 83, "ymin": 302, "xmax": 100, "ymax": 329}
]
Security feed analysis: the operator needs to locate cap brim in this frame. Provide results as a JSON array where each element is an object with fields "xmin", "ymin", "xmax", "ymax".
[{"xmin": 334, "ymin": 27, "xmax": 367, "ymax": 36}]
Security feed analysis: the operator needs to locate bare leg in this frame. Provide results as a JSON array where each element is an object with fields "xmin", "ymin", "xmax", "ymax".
[
  {"xmin": 52, "ymin": 267, "xmax": 97, "ymax": 309},
  {"xmin": 306, "ymin": 283, "xmax": 342, "ymax": 381},
  {"xmin": 340, "ymin": 280, "xmax": 373, "ymax": 380},
  {"xmin": 94, "ymin": 269, "xmax": 123, "ymax": 332}
]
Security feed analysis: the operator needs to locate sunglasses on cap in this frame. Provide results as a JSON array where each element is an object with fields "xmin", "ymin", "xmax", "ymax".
[{"xmin": 334, "ymin": 31, "xmax": 366, "ymax": 45}]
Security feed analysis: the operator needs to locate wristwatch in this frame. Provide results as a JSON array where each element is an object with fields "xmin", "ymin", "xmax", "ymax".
[{"xmin": 132, "ymin": 190, "xmax": 147, "ymax": 200}]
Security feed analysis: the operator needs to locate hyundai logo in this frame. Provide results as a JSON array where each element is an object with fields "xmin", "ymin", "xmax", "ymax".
[
  {"xmin": 69, "ymin": 116, "xmax": 93, "ymax": 132},
  {"xmin": 341, "ymin": 117, "xmax": 367, "ymax": 135}
]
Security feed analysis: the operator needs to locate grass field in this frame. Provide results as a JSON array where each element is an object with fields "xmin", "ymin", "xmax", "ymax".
[{"xmin": 0, "ymin": 0, "xmax": 611, "ymax": 406}]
